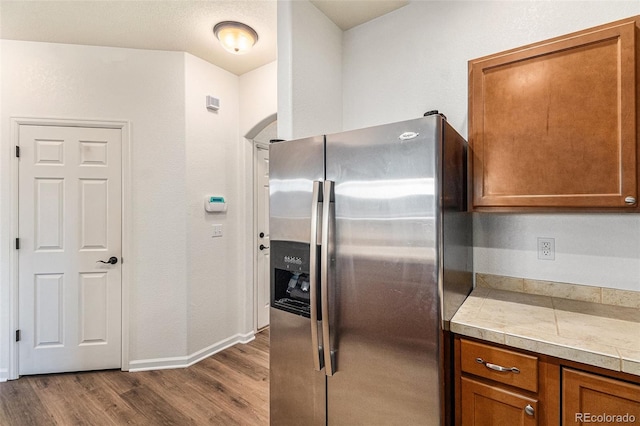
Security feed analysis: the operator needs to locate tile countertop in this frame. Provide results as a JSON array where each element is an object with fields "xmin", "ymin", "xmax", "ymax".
[{"xmin": 450, "ymin": 277, "xmax": 640, "ymax": 377}]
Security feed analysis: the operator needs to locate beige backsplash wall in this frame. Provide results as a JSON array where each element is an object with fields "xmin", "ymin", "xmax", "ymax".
[{"xmin": 476, "ymin": 273, "xmax": 640, "ymax": 309}]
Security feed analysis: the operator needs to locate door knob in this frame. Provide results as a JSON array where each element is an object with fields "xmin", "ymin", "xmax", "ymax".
[
  {"xmin": 97, "ymin": 256, "xmax": 118, "ymax": 265},
  {"xmin": 259, "ymin": 244, "xmax": 269, "ymax": 251}
]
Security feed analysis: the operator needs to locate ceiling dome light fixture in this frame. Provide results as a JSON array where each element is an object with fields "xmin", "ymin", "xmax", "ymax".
[{"xmin": 213, "ymin": 21, "xmax": 258, "ymax": 55}]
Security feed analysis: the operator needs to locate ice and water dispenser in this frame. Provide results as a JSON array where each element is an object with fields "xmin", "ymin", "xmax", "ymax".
[{"xmin": 271, "ymin": 241, "xmax": 318, "ymax": 318}]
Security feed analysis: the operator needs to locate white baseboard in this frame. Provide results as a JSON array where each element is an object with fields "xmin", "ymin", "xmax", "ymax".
[
  {"xmin": 127, "ymin": 331, "xmax": 256, "ymax": 372},
  {"xmin": 0, "ymin": 368, "xmax": 8, "ymax": 382}
]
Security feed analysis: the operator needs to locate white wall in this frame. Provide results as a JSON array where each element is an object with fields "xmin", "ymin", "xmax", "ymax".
[
  {"xmin": 277, "ymin": 0, "xmax": 343, "ymax": 140},
  {"xmin": 0, "ymin": 38, "xmax": 6, "ymax": 380},
  {"xmin": 0, "ymin": 41, "xmax": 189, "ymax": 377},
  {"xmin": 0, "ymin": 40, "xmax": 273, "ymax": 379},
  {"xmin": 341, "ymin": 1, "xmax": 640, "ymax": 291},
  {"xmin": 184, "ymin": 54, "xmax": 245, "ymax": 354},
  {"xmin": 239, "ymin": 61, "xmax": 278, "ymax": 332},
  {"xmin": 241, "ymin": 61, "xmax": 277, "ymax": 138}
]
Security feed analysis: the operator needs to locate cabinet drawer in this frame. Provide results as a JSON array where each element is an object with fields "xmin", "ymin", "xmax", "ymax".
[{"xmin": 461, "ymin": 339, "xmax": 538, "ymax": 392}]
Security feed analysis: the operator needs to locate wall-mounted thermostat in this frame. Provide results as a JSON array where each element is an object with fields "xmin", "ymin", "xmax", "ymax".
[{"xmin": 205, "ymin": 196, "xmax": 227, "ymax": 212}]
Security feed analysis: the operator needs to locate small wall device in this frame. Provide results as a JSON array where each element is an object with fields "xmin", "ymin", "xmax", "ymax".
[
  {"xmin": 205, "ymin": 196, "xmax": 227, "ymax": 212},
  {"xmin": 206, "ymin": 96, "xmax": 220, "ymax": 111}
]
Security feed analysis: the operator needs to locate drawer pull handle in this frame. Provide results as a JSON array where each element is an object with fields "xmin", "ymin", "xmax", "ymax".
[{"xmin": 475, "ymin": 357, "xmax": 520, "ymax": 374}]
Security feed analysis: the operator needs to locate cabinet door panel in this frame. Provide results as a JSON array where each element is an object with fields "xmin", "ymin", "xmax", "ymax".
[
  {"xmin": 461, "ymin": 377, "xmax": 538, "ymax": 426},
  {"xmin": 469, "ymin": 17, "xmax": 638, "ymax": 209},
  {"xmin": 563, "ymin": 368, "xmax": 640, "ymax": 425}
]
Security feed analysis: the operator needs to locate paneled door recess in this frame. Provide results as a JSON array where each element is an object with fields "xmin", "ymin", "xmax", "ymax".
[
  {"xmin": 256, "ymin": 146, "xmax": 270, "ymax": 330},
  {"xmin": 18, "ymin": 125, "xmax": 122, "ymax": 375}
]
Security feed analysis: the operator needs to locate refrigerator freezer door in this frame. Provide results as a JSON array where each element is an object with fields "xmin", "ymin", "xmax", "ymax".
[
  {"xmin": 325, "ymin": 116, "xmax": 442, "ymax": 424},
  {"xmin": 269, "ymin": 135, "xmax": 326, "ymax": 425},
  {"xmin": 270, "ymin": 308, "xmax": 326, "ymax": 426},
  {"xmin": 269, "ymin": 136, "xmax": 325, "ymax": 243}
]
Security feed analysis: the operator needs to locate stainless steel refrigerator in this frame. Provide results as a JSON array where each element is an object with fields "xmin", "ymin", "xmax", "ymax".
[{"xmin": 269, "ymin": 114, "xmax": 473, "ymax": 425}]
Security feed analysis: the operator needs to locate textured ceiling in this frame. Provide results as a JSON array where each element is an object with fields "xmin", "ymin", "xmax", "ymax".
[
  {"xmin": 0, "ymin": 0, "xmax": 408, "ymax": 76},
  {"xmin": 310, "ymin": 0, "xmax": 408, "ymax": 31},
  {"xmin": 0, "ymin": 0, "xmax": 277, "ymax": 76}
]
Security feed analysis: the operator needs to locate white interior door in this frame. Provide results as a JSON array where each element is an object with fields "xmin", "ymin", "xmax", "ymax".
[
  {"xmin": 18, "ymin": 124, "xmax": 122, "ymax": 375},
  {"xmin": 256, "ymin": 145, "xmax": 270, "ymax": 329}
]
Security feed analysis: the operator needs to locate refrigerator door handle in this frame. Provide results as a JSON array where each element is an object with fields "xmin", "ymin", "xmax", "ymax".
[
  {"xmin": 321, "ymin": 180, "xmax": 336, "ymax": 376},
  {"xmin": 310, "ymin": 180, "xmax": 324, "ymax": 371}
]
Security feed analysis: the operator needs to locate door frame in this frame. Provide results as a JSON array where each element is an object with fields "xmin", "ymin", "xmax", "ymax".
[
  {"xmin": 8, "ymin": 117, "xmax": 132, "ymax": 380},
  {"xmin": 244, "ymin": 113, "xmax": 276, "ymax": 333},
  {"xmin": 253, "ymin": 141, "xmax": 270, "ymax": 331}
]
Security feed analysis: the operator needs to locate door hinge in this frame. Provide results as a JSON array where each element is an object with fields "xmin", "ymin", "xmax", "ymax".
[
  {"xmin": 15, "ymin": 330, "xmax": 21, "ymax": 342},
  {"xmin": 15, "ymin": 238, "xmax": 20, "ymax": 250},
  {"xmin": 15, "ymin": 146, "xmax": 20, "ymax": 158}
]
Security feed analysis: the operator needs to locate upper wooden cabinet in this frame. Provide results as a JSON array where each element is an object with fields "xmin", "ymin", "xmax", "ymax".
[{"xmin": 468, "ymin": 16, "xmax": 640, "ymax": 210}]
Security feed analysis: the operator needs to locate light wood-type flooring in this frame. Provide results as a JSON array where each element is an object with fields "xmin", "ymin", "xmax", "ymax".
[{"xmin": 0, "ymin": 328, "xmax": 269, "ymax": 426}]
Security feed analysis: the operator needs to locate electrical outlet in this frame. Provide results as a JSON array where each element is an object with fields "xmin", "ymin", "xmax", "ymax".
[
  {"xmin": 212, "ymin": 224, "xmax": 223, "ymax": 238},
  {"xmin": 537, "ymin": 237, "xmax": 555, "ymax": 260}
]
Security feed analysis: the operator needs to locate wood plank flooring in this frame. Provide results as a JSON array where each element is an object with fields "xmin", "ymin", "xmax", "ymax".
[{"xmin": 0, "ymin": 329, "xmax": 269, "ymax": 426}]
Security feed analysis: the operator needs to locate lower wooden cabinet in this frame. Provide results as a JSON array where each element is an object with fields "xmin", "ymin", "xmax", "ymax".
[
  {"xmin": 461, "ymin": 376, "xmax": 538, "ymax": 426},
  {"xmin": 455, "ymin": 336, "xmax": 640, "ymax": 426},
  {"xmin": 563, "ymin": 368, "xmax": 640, "ymax": 425},
  {"xmin": 456, "ymin": 337, "xmax": 547, "ymax": 425}
]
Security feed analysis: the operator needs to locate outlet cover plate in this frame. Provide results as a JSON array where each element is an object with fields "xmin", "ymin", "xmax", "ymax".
[{"xmin": 537, "ymin": 237, "xmax": 555, "ymax": 260}]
